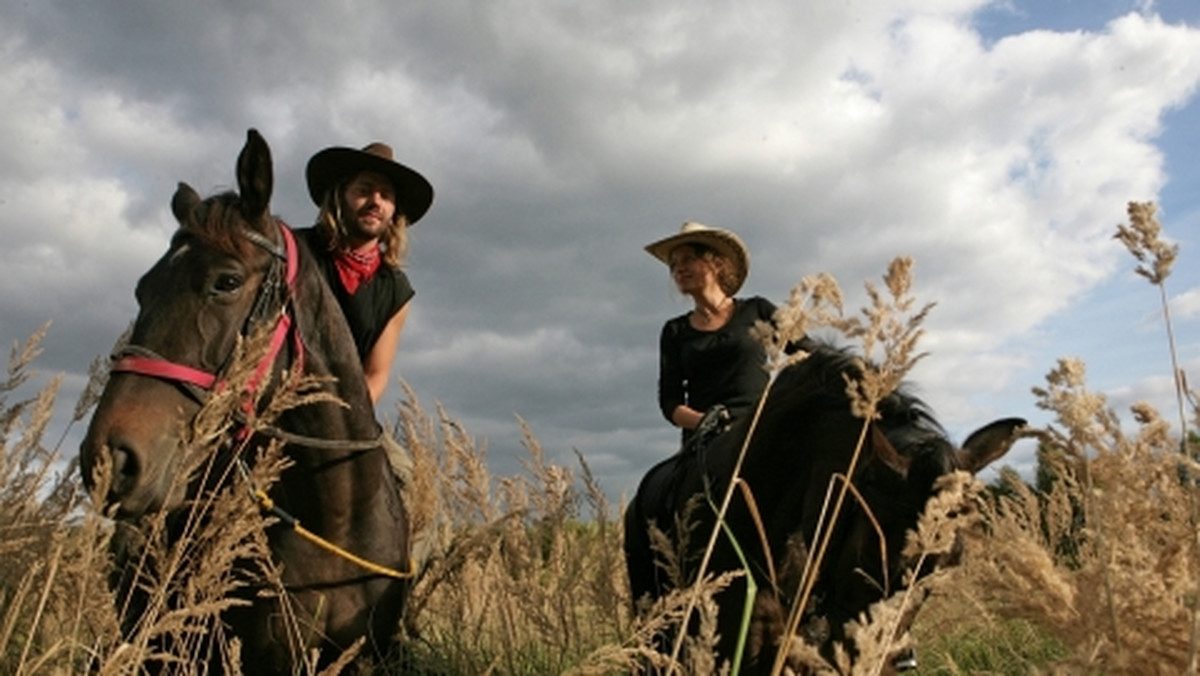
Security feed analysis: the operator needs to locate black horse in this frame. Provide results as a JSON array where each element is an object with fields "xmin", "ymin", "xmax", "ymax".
[
  {"xmin": 624, "ymin": 341, "xmax": 1024, "ymax": 673},
  {"xmin": 80, "ymin": 130, "xmax": 411, "ymax": 673}
]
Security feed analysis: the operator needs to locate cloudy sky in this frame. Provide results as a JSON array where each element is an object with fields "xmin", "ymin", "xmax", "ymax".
[{"xmin": 3, "ymin": 0, "xmax": 1198, "ymax": 499}]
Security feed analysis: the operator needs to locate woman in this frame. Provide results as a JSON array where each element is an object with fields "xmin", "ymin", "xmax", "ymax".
[{"xmin": 646, "ymin": 221, "xmax": 777, "ymax": 450}]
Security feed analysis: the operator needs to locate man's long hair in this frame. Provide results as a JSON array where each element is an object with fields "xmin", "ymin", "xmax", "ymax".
[{"xmin": 314, "ymin": 179, "xmax": 409, "ymax": 268}]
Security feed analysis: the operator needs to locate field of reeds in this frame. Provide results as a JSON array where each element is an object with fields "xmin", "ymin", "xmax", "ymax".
[{"xmin": 1, "ymin": 201, "xmax": 1196, "ymax": 675}]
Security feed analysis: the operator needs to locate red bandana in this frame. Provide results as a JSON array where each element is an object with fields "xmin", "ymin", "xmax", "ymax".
[{"xmin": 333, "ymin": 245, "xmax": 381, "ymax": 295}]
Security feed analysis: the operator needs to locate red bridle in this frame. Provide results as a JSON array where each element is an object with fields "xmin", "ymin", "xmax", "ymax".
[{"xmin": 110, "ymin": 220, "xmax": 302, "ymax": 406}]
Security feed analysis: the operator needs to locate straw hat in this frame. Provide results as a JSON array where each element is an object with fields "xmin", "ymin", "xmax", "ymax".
[
  {"xmin": 306, "ymin": 142, "xmax": 434, "ymax": 224},
  {"xmin": 645, "ymin": 221, "xmax": 750, "ymax": 294}
]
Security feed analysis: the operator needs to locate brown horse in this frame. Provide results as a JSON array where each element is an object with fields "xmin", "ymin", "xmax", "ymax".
[
  {"xmin": 79, "ymin": 129, "xmax": 410, "ymax": 673},
  {"xmin": 624, "ymin": 341, "xmax": 1024, "ymax": 673}
]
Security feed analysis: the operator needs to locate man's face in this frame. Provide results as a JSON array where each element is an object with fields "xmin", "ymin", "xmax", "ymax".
[{"xmin": 342, "ymin": 170, "xmax": 397, "ymax": 244}]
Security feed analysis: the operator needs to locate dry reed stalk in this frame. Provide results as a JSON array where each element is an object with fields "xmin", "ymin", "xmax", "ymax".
[
  {"xmin": 1, "ymin": 327, "xmax": 119, "ymax": 675},
  {"xmin": 768, "ymin": 258, "xmax": 940, "ymax": 676},
  {"xmin": 1115, "ymin": 202, "xmax": 1188, "ymax": 456},
  {"xmin": 1116, "ymin": 200, "xmax": 1198, "ymax": 672},
  {"xmin": 952, "ymin": 353, "xmax": 1199, "ymax": 673},
  {"xmin": 394, "ymin": 392, "xmax": 633, "ymax": 674}
]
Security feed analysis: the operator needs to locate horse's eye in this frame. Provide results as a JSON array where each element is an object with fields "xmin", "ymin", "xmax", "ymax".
[{"xmin": 213, "ymin": 273, "xmax": 244, "ymax": 294}]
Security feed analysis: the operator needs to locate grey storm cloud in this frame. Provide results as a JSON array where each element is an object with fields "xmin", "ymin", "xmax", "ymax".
[{"xmin": 2, "ymin": 0, "xmax": 1199, "ymax": 496}]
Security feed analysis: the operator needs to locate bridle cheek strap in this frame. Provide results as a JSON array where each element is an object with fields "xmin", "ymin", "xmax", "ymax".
[{"xmin": 244, "ymin": 224, "xmax": 302, "ymax": 396}]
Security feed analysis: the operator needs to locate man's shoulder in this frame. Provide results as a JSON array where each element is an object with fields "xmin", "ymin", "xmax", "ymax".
[
  {"xmin": 376, "ymin": 265, "xmax": 415, "ymax": 305},
  {"xmin": 289, "ymin": 225, "xmax": 325, "ymax": 254},
  {"xmin": 379, "ymin": 264, "xmax": 412, "ymax": 284}
]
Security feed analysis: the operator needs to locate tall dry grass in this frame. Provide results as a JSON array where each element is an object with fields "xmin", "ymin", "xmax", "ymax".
[
  {"xmin": 912, "ymin": 201, "xmax": 1199, "ymax": 675},
  {"xmin": 391, "ymin": 396, "xmax": 637, "ymax": 674},
  {"xmin": 0, "ymin": 324, "xmax": 115, "ymax": 675},
  {"xmin": 0, "ymin": 200, "xmax": 1194, "ymax": 674}
]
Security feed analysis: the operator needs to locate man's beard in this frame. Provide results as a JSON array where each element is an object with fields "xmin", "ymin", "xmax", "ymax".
[{"xmin": 345, "ymin": 209, "xmax": 390, "ymax": 243}]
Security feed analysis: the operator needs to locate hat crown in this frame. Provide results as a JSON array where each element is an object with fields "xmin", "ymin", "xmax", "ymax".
[
  {"xmin": 305, "ymin": 141, "xmax": 435, "ymax": 223},
  {"xmin": 361, "ymin": 142, "xmax": 395, "ymax": 162},
  {"xmin": 679, "ymin": 221, "xmax": 714, "ymax": 234}
]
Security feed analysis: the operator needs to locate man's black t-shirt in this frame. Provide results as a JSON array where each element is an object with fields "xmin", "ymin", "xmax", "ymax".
[{"xmin": 295, "ymin": 227, "xmax": 414, "ymax": 359}]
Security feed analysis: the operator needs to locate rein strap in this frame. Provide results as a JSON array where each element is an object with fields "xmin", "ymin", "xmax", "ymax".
[{"xmin": 250, "ymin": 483, "xmax": 415, "ymax": 580}]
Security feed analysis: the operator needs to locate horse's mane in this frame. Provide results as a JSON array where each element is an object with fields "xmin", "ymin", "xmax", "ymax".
[
  {"xmin": 175, "ymin": 191, "xmax": 261, "ymax": 259},
  {"xmin": 774, "ymin": 339, "xmax": 949, "ymax": 452}
]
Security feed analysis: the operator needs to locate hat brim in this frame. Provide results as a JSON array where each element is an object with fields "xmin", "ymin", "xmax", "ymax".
[
  {"xmin": 645, "ymin": 229, "xmax": 749, "ymax": 294},
  {"xmin": 306, "ymin": 147, "xmax": 435, "ymax": 224}
]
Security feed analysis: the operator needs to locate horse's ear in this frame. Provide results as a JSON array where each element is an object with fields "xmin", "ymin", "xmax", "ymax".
[
  {"xmin": 868, "ymin": 424, "xmax": 911, "ymax": 477},
  {"xmin": 171, "ymin": 182, "xmax": 201, "ymax": 225},
  {"xmin": 236, "ymin": 128, "xmax": 273, "ymax": 223},
  {"xmin": 956, "ymin": 417, "xmax": 1026, "ymax": 474}
]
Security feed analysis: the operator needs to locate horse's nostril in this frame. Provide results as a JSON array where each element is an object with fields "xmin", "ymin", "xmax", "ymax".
[{"xmin": 109, "ymin": 443, "xmax": 141, "ymax": 500}]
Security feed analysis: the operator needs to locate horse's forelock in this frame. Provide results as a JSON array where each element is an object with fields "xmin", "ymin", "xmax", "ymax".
[{"xmin": 177, "ymin": 191, "xmax": 265, "ymax": 260}]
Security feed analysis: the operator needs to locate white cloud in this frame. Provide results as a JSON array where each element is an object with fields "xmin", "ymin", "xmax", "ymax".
[{"xmin": 1173, "ymin": 287, "xmax": 1200, "ymax": 320}]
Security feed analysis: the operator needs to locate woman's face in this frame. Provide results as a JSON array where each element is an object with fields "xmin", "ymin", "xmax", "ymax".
[{"xmin": 668, "ymin": 245, "xmax": 719, "ymax": 294}]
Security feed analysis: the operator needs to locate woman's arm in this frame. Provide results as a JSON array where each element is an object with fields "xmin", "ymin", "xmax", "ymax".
[
  {"xmin": 658, "ymin": 320, "xmax": 689, "ymax": 425},
  {"xmin": 671, "ymin": 405, "xmax": 703, "ymax": 430}
]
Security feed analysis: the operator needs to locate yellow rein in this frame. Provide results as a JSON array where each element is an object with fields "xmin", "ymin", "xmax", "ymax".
[
  {"xmin": 251, "ymin": 488, "xmax": 416, "ymax": 580},
  {"xmin": 231, "ymin": 443, "xmax": 416, "ymax": 581}
]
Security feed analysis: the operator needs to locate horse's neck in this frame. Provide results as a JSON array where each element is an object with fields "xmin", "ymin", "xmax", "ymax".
[
  {"xmin": 267, "ymin": 250, "xmax": 399, "ymax": 537},
  {"xmin": 281, "ymin": 248, "xmax": 381, "ymax": 444}
]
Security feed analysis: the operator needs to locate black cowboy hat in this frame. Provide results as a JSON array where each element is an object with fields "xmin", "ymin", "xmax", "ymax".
[{"xmin": 306, "ymin": 142, "xmax": 434, "ymax": 224}]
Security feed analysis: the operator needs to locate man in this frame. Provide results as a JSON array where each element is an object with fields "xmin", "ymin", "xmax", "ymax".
[{"xmin": 298, "ymin": 141, "xmax": 434, "ymax": 404}]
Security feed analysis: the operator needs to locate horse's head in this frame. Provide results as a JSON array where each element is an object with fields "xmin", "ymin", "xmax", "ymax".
[
  {"xmin": 736, "ymin": 344, "xmax": 1024, "ymax": 668},
  {"xmin": 81, "ymin": 129, "xmax": 285, "ymax": 518},
  {"xmin": 812, "ymin": 375, "xmax": 1025, "ymax": 664}
]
